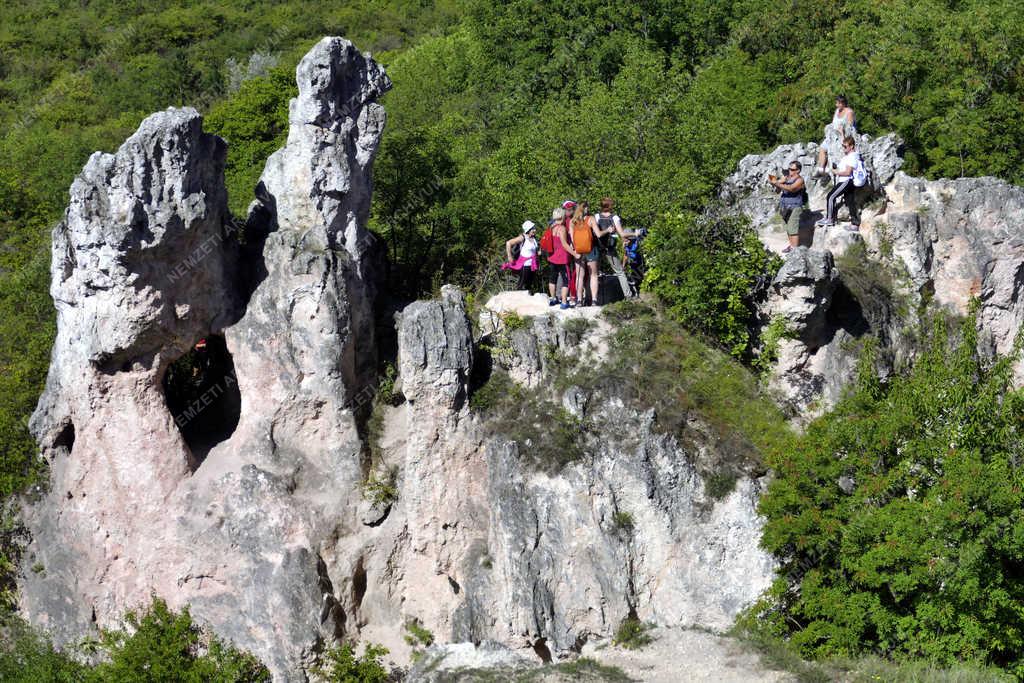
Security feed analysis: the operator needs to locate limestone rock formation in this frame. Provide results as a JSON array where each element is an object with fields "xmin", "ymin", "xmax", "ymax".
[
  {"xmin": 725, "ymin": 133, "xmax": 1023, "ymax": 412},
  {"xmin": 397, "ymin": 285, "xmax": 473, "ymax": 410},
  {"xmin": 22, "ymin": 37, "xmax": 391, "ymax": 680},
  {"xmin": 759, "ymin": 249, "xmax": 858, "ymax": 412},
  {"xmin": 21, "ymin": 36, "xmax": 778, "ymax": 681},
  {"xmin": 338, "ymin": 291, "xmax": 776, "ymax": 664}
]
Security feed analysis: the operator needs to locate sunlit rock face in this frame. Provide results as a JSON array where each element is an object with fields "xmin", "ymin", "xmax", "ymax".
[{"xmin": 22, "ymin": 37, "xmax": 391, "ymax": 680}]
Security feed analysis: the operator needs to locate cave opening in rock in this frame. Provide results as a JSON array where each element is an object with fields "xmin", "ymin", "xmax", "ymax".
[
  {"xmin": 162, "ymin": 334, "xmax": 240, "ymax": 470},
  {"xmin": 53, "ymin": 421, "xmax": 75, "ymax": 457},
  {"xmin": 352, "ymin": 557, "xmax": 367, "ymax": 614}
]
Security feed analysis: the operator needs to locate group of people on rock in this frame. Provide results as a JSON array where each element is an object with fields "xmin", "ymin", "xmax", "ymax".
[
  {"xmin": 502, "ymin": 197, "xmax": 643, "ymax": 309},
  {"xmin": 502, "ymin": 95, "xmax": 870, "ymax": 292},
  {"xmin": 768, "ymin": 94, "xmax": 869, "ymax": 253}
]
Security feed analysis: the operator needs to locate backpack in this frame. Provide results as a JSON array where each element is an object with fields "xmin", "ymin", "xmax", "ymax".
[
  {"xmin": 510, "ymin": 240, "xmax": 522, "ymax": 260},
  {"xmin": 572, "ymin": 219, "xmax": 593, "ymax": 254},
  {"xmin": 852, "ymin": 153, "xmax": 870, "ymax": 188},
  {"xmin": 595, "ymin": 213, "xmax": 619, "ymax": 250},
  {"xmin": 540, "ymin": 227, "xmax": 555, "ymax": 255}
]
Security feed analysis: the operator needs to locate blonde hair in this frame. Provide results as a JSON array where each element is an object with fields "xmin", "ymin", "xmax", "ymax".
[
  {"xmin": 552, "ymin": 207, "xmax": 566, "ymax": 222},
  {"xmin": 571, "ymin": 204, "xmax": 587, "ymax": 228}
]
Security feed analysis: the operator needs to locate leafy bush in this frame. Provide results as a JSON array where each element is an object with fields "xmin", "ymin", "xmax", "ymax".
[
  {"xmin": 611, "ymin": 510, "xmax": 634, "ymax": 533},
  {"xmin": 312, "ymin": 642, "xmax": 389, "ymax": 683},
  {"xmin": 0, "ymin": 598, "xmax": 269, "ymax": 682},
  {"xmin": 362, "ymin": 466, "xmax": 398, "ymax": 507},
  {"xmin": 644, "ymin": 210, "xmax": 779, "ymax": 359},
  {"xmin": 375, "ymin": 361, "xmax": 402, "ymax": 407},
  {"xmin": 612, "ymin": 616, "xmax": 654, "ymax": 650},
  {"xmin": 0, "ymin": 614, "xmax": 87, "ymax": 682},
  {"xmin": 753, "ymin": 310, "xmax": 1024, "ymax": 674},
  {"xmin": 89, "ymin": 597, "xmax": 269, "ymax": 682},
  {"xmin": 702, "ymin": 470, "xmax": 739, "ymax": 501},
  {"xmin": 752, "ymin": 315, "xmax": 796, "ymax": 376},
  {"xmin": 403, "ymin": 620, "xmax": 435, "ymax": 648}
]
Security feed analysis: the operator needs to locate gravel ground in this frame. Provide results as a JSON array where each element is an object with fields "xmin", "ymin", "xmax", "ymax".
[{"xmin": 576, "ymin": 627, "xmax": 795, "ymax": 682}]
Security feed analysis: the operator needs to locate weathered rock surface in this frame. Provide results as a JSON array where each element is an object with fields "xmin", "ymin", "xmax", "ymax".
[
  {"xmin": 478, "ymin": 291, "xmax": 611, "ymax": 387},
  {"xmin": 24, "ymin": 35, "xmax": 778, "ymax": 683},
  {"xmin": 726, "ymin": 134, "xmax": 1024, "ymax": 411},
  {"xmin": 333, "ymin": 292, "xmax": 776, "ymax": 668},
  {"xmin": 22, "ymin": 37, "xmax": 391, "ymax": 680},
  {"xmin": 759, "ymin": 249, "xmax": 859, "ymax": 414}
]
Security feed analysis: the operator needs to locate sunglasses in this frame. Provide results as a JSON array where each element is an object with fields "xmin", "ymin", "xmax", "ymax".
[{"xmin": 789, "ymin": 167, "xmax": 800, "ymax": 172}]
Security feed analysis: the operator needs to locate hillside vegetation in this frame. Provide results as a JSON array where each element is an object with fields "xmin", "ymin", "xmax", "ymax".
[{"xmin": 2, "ymin": 0, "xmax": 1024, "ymax": 677}]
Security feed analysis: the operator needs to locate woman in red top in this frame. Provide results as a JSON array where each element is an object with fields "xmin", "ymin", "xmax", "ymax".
[{"xmin": 547, "ymin": 207, "xmax": 579, "ymax": 308}]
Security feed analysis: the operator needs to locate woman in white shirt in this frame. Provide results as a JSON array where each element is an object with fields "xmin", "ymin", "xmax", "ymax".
[
  {"xmin": 503, "ymin": 220, "xmax": 540, "ymax": 290},
  {"xmin": 814, "ymin": 95, "xmax": 857, "ymax": 177},
  {"xmin": 816, "ymin": 136, "xmax": 861, "ymax": 230}
]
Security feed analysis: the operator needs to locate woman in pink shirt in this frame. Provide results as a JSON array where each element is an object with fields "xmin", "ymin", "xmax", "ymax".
[{"xmin": 547, "ymin": 207, "xmax": 579, "ymax": 309}]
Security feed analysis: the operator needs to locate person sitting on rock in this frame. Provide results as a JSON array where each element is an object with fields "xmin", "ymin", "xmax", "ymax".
[
  {"xmin": 768, "ymin": 161, "xmax": 807, "ymax": 253},
  {"xmin": 816, "ymin": 136, "xmax": 861, "ymax": 231},
  {"xmin": 502, "ymin": 220, "xmax": 539, "ymax": 291},
  {"xmin": 547, "ymin": 208, "xmax": 579, "ymax": 309},
  {"xmin": 813, "ymin": 95, "xmax": 857, "ymax": 178}
]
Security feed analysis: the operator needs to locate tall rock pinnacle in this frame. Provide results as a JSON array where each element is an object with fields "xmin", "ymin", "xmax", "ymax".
[{"xmin": 22, "ymin": 37, "xmax": 391, "ymax": 680}]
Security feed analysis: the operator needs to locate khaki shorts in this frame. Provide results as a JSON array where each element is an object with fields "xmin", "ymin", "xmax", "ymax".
[{"xmin": 781, "ymin": 206, "xmax": 804, "ymax": 236}]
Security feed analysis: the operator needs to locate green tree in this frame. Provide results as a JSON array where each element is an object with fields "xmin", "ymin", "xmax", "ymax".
[
  {"xmin": 644, "ymin": 210, "xmax": 779, "ymax": 358},
  {"xmin": 754, "ymin": 313, "xmax": 1024, "ymax": 673}
]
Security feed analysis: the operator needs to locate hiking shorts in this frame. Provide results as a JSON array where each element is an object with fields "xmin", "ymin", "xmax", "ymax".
[
  {"xmin": 781, "ymin": 206, "xmax": 804, "ymax": 236},
  {"xmin": 548, "ymin": 261, "xmax": 571, "ymax": 288},
  {"xmin": 582, "ymin": 247, "xmax": 600, "ymax": 263}
]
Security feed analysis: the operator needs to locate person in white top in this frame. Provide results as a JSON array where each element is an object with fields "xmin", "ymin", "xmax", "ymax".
[
  {"xmin": 503, "ymin": 220, "xmax": 540, "ymax": 290},
  {"xmin": 814, "ymin": 95, "xmax": 857, "ymax": 178},
  {"xmin": 816, "ymin": 136, "xmax": 861, "ymax": 230}
]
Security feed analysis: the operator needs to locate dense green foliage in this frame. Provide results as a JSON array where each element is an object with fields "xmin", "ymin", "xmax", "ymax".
[
  {"xmin": 645, "ymin": 210, "xmax": 780, "ymax": 358},
  {"xmin": 752, "ymin": 315, "xmax": 1024, "ymax": 673},
  {"xmin": 311, "ymin": 642, "xmax": 389, "ymax": 683},
  {"xmin": 0, "ymin": 597, "xmax": 269, "ymax": 682},
  {"xmin": 370, "ymin": 0, "xmax": 1024, "ymax": 301}
]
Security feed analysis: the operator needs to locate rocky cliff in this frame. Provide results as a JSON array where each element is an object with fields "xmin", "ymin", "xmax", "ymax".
[
  {"xmin": 19, "ymin": 37, "xmax": 777, "ymax": 681},
  {"xmin": 23, "ymin": 31, "xmax": 1021, "ymax": 682},
  {"xmin": 722, "ymin": 133, "xmax": 1024, "ymax": 413},
  {"xmin": 22, "ymin": 37, "xmax": 391, "ymax": 678}
]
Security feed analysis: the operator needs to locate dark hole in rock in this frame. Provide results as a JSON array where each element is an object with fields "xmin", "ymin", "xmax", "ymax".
[
  {"xmin": 467, "ymin": 343, "xmax": 493, "ymax": 401},
  {"xmin": 53, "ymin": 421, "xmax": 75, "ymax": 457},
  {"xmin": 162, "ymin": 334, "xmax": 240, "ymax": 471},
  {"xmin": 533, "ymin": 637, "xmax": 552, "ymax": 663},
  {"xmin": 352, "ymin": 558, "xmax": 367, "ymax": 613},
  {"xmin": 447, "ymin": 575, "xmax": 460, "ymax": 595}
]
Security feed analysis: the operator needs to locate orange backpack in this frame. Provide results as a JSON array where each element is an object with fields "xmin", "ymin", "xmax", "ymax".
[{"xmin": 572, "ymin": 219, "xmax": 593, "ymax": 254}]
